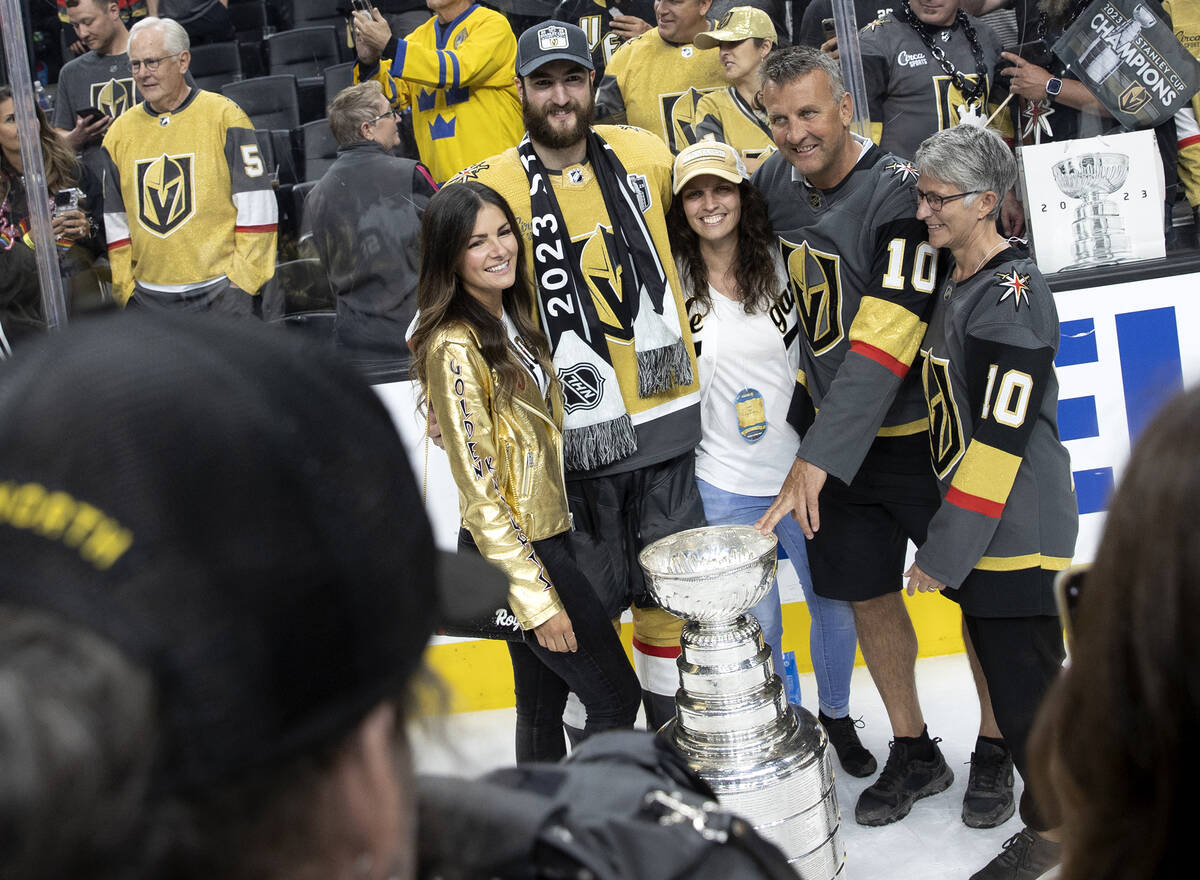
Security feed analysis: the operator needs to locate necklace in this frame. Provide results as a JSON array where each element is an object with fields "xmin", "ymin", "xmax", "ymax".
[
  {"xmin": 967, "ymin": 239, "xmax": 1008, "ymax": 279},
  {"xmin": 898, "ymin": 2, "xmax": 987, "ymax": 104},
  {"xmin": 1036, "ymin": 0, "xmax": 1094, "ymax": 44}
]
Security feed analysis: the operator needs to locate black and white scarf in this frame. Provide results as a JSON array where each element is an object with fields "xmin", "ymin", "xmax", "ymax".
[{"xmin": 518, "ymin": 130, "xmax": 692, "ymax": 471}]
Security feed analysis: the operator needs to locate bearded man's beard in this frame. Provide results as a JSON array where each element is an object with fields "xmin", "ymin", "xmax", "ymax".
[{"xmin": 522, "ymin": 93, "xmax": 595, "ymax": 149}]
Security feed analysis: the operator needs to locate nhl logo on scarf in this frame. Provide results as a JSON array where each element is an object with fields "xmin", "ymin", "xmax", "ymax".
[
  {"xmin": 559, "ymin": 363, "xmax": 605, "ymax": 413},
  {"xmin": 538, "ymin": 25, "xmax": 569, "ymax": 50}
]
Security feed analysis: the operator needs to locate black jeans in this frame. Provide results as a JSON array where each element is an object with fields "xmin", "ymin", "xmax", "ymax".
[
  {"xmin": 963, "ymin": 613, "xmax": 1065, "ymax": 832},
  {"xmin": 506, "ymin": 532, "xmax": 641, "ymax": 763}
]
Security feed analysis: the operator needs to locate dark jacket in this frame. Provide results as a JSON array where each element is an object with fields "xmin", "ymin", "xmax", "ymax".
[{"xmin": 303, "ymin": 140, "xmax": 436, "ymax": 363}]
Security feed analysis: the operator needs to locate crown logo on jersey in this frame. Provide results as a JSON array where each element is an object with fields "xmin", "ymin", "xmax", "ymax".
[
  {"xmin": 135, "ymin": 152, "xmax": 195, "ymax": 237},
  {"xmin": 537, "ymin": 25, "xmax": 569, "ymax": 50},
  {"xmin": 428, "ymin": 114, "xmax": 457, "ymax": 141},
  {"xmin": 91, "ymin": 77, "xmax": 135, "ymax": 118},
  {"xmin": 995, "ymin": 268, "xmax": 1032, "ymax": 310},
  {"xmin": 885, "ymin": 160, "xmax": 919, "ymax": 183}
]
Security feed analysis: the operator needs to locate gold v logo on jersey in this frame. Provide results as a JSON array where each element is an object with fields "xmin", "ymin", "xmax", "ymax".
[
  {"xmin": 90, "ymin": 77, "xmax": 136, "ymax": 118},
  {"xmin": 660, "ymin": 87, "xmax": 714, "ymax": 153},
  {"xmin": 576, "ymin": 224, "xmax": 633, "ymax": 341},
  {"xmin": 921, "ymin": 350, "xmax": 964, "ymax": 478},
  {"xmin": 135, "ymin": 153, "xmax": 195, "ymax": 237},
  {"xmin": 779, "ymin": 238, "xmax": 843, "ymax": 356}
]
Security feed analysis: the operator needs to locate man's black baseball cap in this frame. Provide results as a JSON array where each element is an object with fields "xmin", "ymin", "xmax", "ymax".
[
  {"xmin": 0, "ymin": 312, "xmax": 507, "ymax": 795},
  {"xmin": 516, "ymin": 20, "xmax": 594, "ymax": 77}
]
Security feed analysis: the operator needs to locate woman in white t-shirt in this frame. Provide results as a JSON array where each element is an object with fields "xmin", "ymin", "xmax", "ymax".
[{"xmin": 668, "ymin": 141, "xmax": 875, "ymax": 778}]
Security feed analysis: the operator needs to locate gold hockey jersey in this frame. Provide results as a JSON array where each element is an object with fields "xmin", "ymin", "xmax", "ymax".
[
  {"xmin": 100, "ymin": 89, "xmax": 277, "ymax": 304},
  {"xmin": 454, "ymin": 124, "xmax": 701, "ymax": 476},
  {"xmin": 1165, "ymin": 0, "xmax": 1200, "ymax": 208},
  {"xmin": 594, "ymin": 27, "xmax": 726, "ymax": 152},
  {"xmin": 691, "ymin": 86, "xmax": 777, "ymax": 167},
  {"xmin": 356, "ymin": 4, "xmax": 523, "ymax": 182}
]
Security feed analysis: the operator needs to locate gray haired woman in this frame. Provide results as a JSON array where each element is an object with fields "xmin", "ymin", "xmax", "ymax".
[{"xmin": 905, "ymin": 124, "xmax": 1078, "ymax": 880}]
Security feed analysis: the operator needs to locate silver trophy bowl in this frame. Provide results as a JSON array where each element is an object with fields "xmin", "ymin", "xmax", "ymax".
[
  {"xmin": 641, "ymin": 526, "xmax": 845, "ymax": 878},
  {"xmin": 638, "ymin": 525, "xmax": 777, "ymax": 623},
  {"xmin": 1051, "ymin": 153, "xmax": 1132, "ymax": 269}
]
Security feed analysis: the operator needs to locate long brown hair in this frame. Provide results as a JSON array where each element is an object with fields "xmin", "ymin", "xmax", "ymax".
[
  {"xmin": 667, "ymin": 179, "xmax": 780, "ymax": 315},
  {"xmin": 1030, "ymin": 387, "xmax": 1200, "ymax": 880},
  {"xmin": 409, "ymin": 182, "xmax": 553, "ymax": 410},
  {"xmin": 0, "ymin": 86, "xmax": 81, "ymax": 206}
]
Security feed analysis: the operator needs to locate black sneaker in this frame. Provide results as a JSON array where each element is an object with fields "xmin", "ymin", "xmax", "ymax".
[
  {"xmin": 819, "ymin": 711, "xmax": 877, "ymax": 778},
  {"xmin": 854, "ymin": 737, "xmax": 954, "ymax": 826},
  {"xmin": 969, "ymin": 827, "xmax": 1061, "ymax": 880},
  {"xmin": 962, "ymin": 738, "xmax": 1016, "ymax": 828}
]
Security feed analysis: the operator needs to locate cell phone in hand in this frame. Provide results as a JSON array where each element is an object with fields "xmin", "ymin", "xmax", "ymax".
[
  {"xmin": 351, "ymin": 0, "xmax": 374, "ymax": 13},
  {"xmin": 822, "ymin": 17, "xmax": 836, "ymax": 41},
  {"xmin": 75, "ymin": 106, "xmax": 109, "ymax": 125},
  {"xmin": 1054, "ymin": 564, "xmax": 1088, "ymax": 655}
]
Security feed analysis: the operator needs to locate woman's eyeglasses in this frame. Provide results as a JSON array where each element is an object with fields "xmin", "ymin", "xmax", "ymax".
[{"xmin": 914, "ymin": 188, "xmax": 982, "ymax": 212}]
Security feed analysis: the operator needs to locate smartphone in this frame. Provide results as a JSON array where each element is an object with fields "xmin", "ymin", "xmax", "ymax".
[
  {"xmin": 75, "ymin": 106, "xmax": 109, "ymax": 125},
  {"xmin": 1053, "ymin": 563, "xmax": 1088, "ymax": 654},
  {"xmin": 351, "ymin": 0, "xmax": 373, "ymax": 13},
  {"xmin": 53, "ymin": 187, "xmax": 83, "ymax": 217},
  {"xmin": 821, "ymin": 17, "xmax": 837, "ymax": 41}
]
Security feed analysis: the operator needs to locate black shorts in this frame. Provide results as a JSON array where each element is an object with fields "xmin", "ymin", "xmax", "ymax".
[
  {"xmin": 565, "ymin": 451, "xmax": 707, "ymax": 618},
  {"xmin": 807, "ymin": 434, "xmax": 941, "ymax": 602}
]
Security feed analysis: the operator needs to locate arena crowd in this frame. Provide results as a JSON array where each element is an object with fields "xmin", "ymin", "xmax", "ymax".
[{"xmin": 1, "ymin": 0, "xmax": 1199, "ymax": 878}]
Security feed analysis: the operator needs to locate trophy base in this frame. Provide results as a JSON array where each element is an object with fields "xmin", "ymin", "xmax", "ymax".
[
  {"xmin": 1062, "ymin": 232, "xmax": 1133, "ymax": 270},
  {"xmin": 665, "ymin": 706, "xmax": 845, "ymax": 877}
]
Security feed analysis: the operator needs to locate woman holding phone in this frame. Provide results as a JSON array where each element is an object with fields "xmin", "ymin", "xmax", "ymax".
[
  {"xmin": 410, "ymin": 182, "xmax": 640, "ymax": 763},
  {"xmin": 0, "ymin": 86, "xmax": 103, "ymax": 352}
]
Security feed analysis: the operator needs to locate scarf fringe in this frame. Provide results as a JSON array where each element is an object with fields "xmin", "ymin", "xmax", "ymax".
[
  {"xmin": 636, "ymin": 339, "xmax": 694, "ymax": 397},
  {"xmin": 563, "ymin": 413, "xmax": 637, "ymax": 472}
]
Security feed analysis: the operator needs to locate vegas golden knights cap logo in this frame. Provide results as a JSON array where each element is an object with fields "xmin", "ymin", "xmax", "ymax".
[
  {"xmin": 90, "ymin": 77, "xmax": 135, "ymax": 118},
  {"xmin": 921, "ymin": 351, "xmax": 964, "ymax": 478},
  {"xmin": 135, "ymin": 153, "xmax": 195, "ymax": 237},
  {"xmin": 778, "ymin": 238, "xmax": 843, "ymax": 356}
]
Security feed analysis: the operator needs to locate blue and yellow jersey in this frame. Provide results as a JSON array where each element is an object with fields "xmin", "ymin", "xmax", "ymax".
[{"xmin": 356, "ymin": 5, "xmax": 523, "ymax": 182}]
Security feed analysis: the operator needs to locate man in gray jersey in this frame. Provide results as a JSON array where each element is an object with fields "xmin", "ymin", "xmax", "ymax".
[
  {"xmin": 753, "ymin": 46, "xmax": 1004, "ymax": 830},
  {"xmin": 859, "ymin": 0, "xmax": 1024, "ymax": 234},
  {"xmin": 54, "ymin": 0, "xmax": 137, "ymax": 182}
]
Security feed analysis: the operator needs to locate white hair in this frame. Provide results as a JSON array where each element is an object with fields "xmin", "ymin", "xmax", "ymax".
[{"xmin": 128, "ymin": 16, "xmax": 190, "ymax": 55}]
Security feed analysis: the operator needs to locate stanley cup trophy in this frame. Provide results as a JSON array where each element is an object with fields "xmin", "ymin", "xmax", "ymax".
[
  {"xmin": 1051, "ymin": 152, "xmax": 1132, "ymax": 269},
  {"xmin": 640, "ymin": 525, "xmax": 845, "ymax": 878}
]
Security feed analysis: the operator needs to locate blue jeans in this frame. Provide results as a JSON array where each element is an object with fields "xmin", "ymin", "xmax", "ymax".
[{"xmin": 696, "ymin": 478, "xmax": 859, "ymax": 717}]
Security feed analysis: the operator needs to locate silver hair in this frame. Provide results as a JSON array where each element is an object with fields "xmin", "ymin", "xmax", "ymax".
[
  {"xmin": 128, "ymin": 16, "xmax": 190, "ymax": 55},
  {"xmin": 914, "ymin": 125, "xmax": 1016, "ymax": 218},
  {"xmin": 761, "ymin": 45, "xmax": 846, "ymax": 100}
]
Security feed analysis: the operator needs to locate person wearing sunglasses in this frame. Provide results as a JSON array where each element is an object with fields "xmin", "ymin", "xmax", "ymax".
[
  {"xmin": 906, "ymin": 123, "xmax": 1077, "ymax": 880},
  {"xmin": 1030, "ymin": 387, "xmax": 1200, "ymax": 880},
  {"xmin": 303, "ymin": 82, "xmax": 438, "ymax": 369}
]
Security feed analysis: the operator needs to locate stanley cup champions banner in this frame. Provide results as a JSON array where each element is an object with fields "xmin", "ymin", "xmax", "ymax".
[{"xmin": 1053, "ymin": 0, "xmax": 1200, "ymax": 130}]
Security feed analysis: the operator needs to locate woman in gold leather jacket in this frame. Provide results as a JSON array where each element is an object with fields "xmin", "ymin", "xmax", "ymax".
[{"xmin": 411, "ymin": 182, "xmax": 640, "ymax": 762}]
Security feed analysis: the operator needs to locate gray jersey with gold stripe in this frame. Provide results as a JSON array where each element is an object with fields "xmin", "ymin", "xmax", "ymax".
[
  {"xmin": 753, "ymin": 140, "xmax": 937, "ymax": 484},
  {"xmin": 914, "ymin": 248, "xmax": 1077, "ymax": 615}
]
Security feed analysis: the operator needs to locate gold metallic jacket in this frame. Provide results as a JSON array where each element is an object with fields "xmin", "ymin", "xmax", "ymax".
[{"xmin": 424, "ymin": 320, "xmax": 570, "ymax": 630}]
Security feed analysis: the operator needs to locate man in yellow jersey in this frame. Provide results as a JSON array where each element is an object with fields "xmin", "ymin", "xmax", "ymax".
[
  {"xmin": 594, "ymin": 0, "xmax": 727, "ymax": 151},
  {"xmin": 456, "ymin": 21, "xmax": 705, "ymax": 731},
  {"xmin": 101, "ymin": 16, "xmax": 276, "ymax": 312},
  {"xmin": 353, "ymin": 0, "xmax": 523, "ymax": 182}
]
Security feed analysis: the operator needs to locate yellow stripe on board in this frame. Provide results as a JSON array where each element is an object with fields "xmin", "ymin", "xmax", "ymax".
[{"xmin": 421, "ymin": 591, "xmax": 968, "ymax": 715}]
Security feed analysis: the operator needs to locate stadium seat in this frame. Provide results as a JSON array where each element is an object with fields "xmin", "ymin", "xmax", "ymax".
[
  {"xmin": 228, "ymin": 0, "xmax": 270, "ymax": 77},
  {"xmin": 265, "ymin": 26, "xmax": 341, "ymax": 80},
  {"xmin": 296, "ymin": 120, "xmax": 338, "ymax": 182},
  {"xmin": 290, "ymin": 0, "xmax": 353, "ymax": 58},
  {"xmin": 188, "ymin": 40, "xmax": 243, "ymax": 91},
  {"xmin": 323, "ymin": 60, "xmax": 355, "ymax": 108},
  {"xmin": 223, "ymin": 75, "xmax": 301, "ymax": 130}
]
